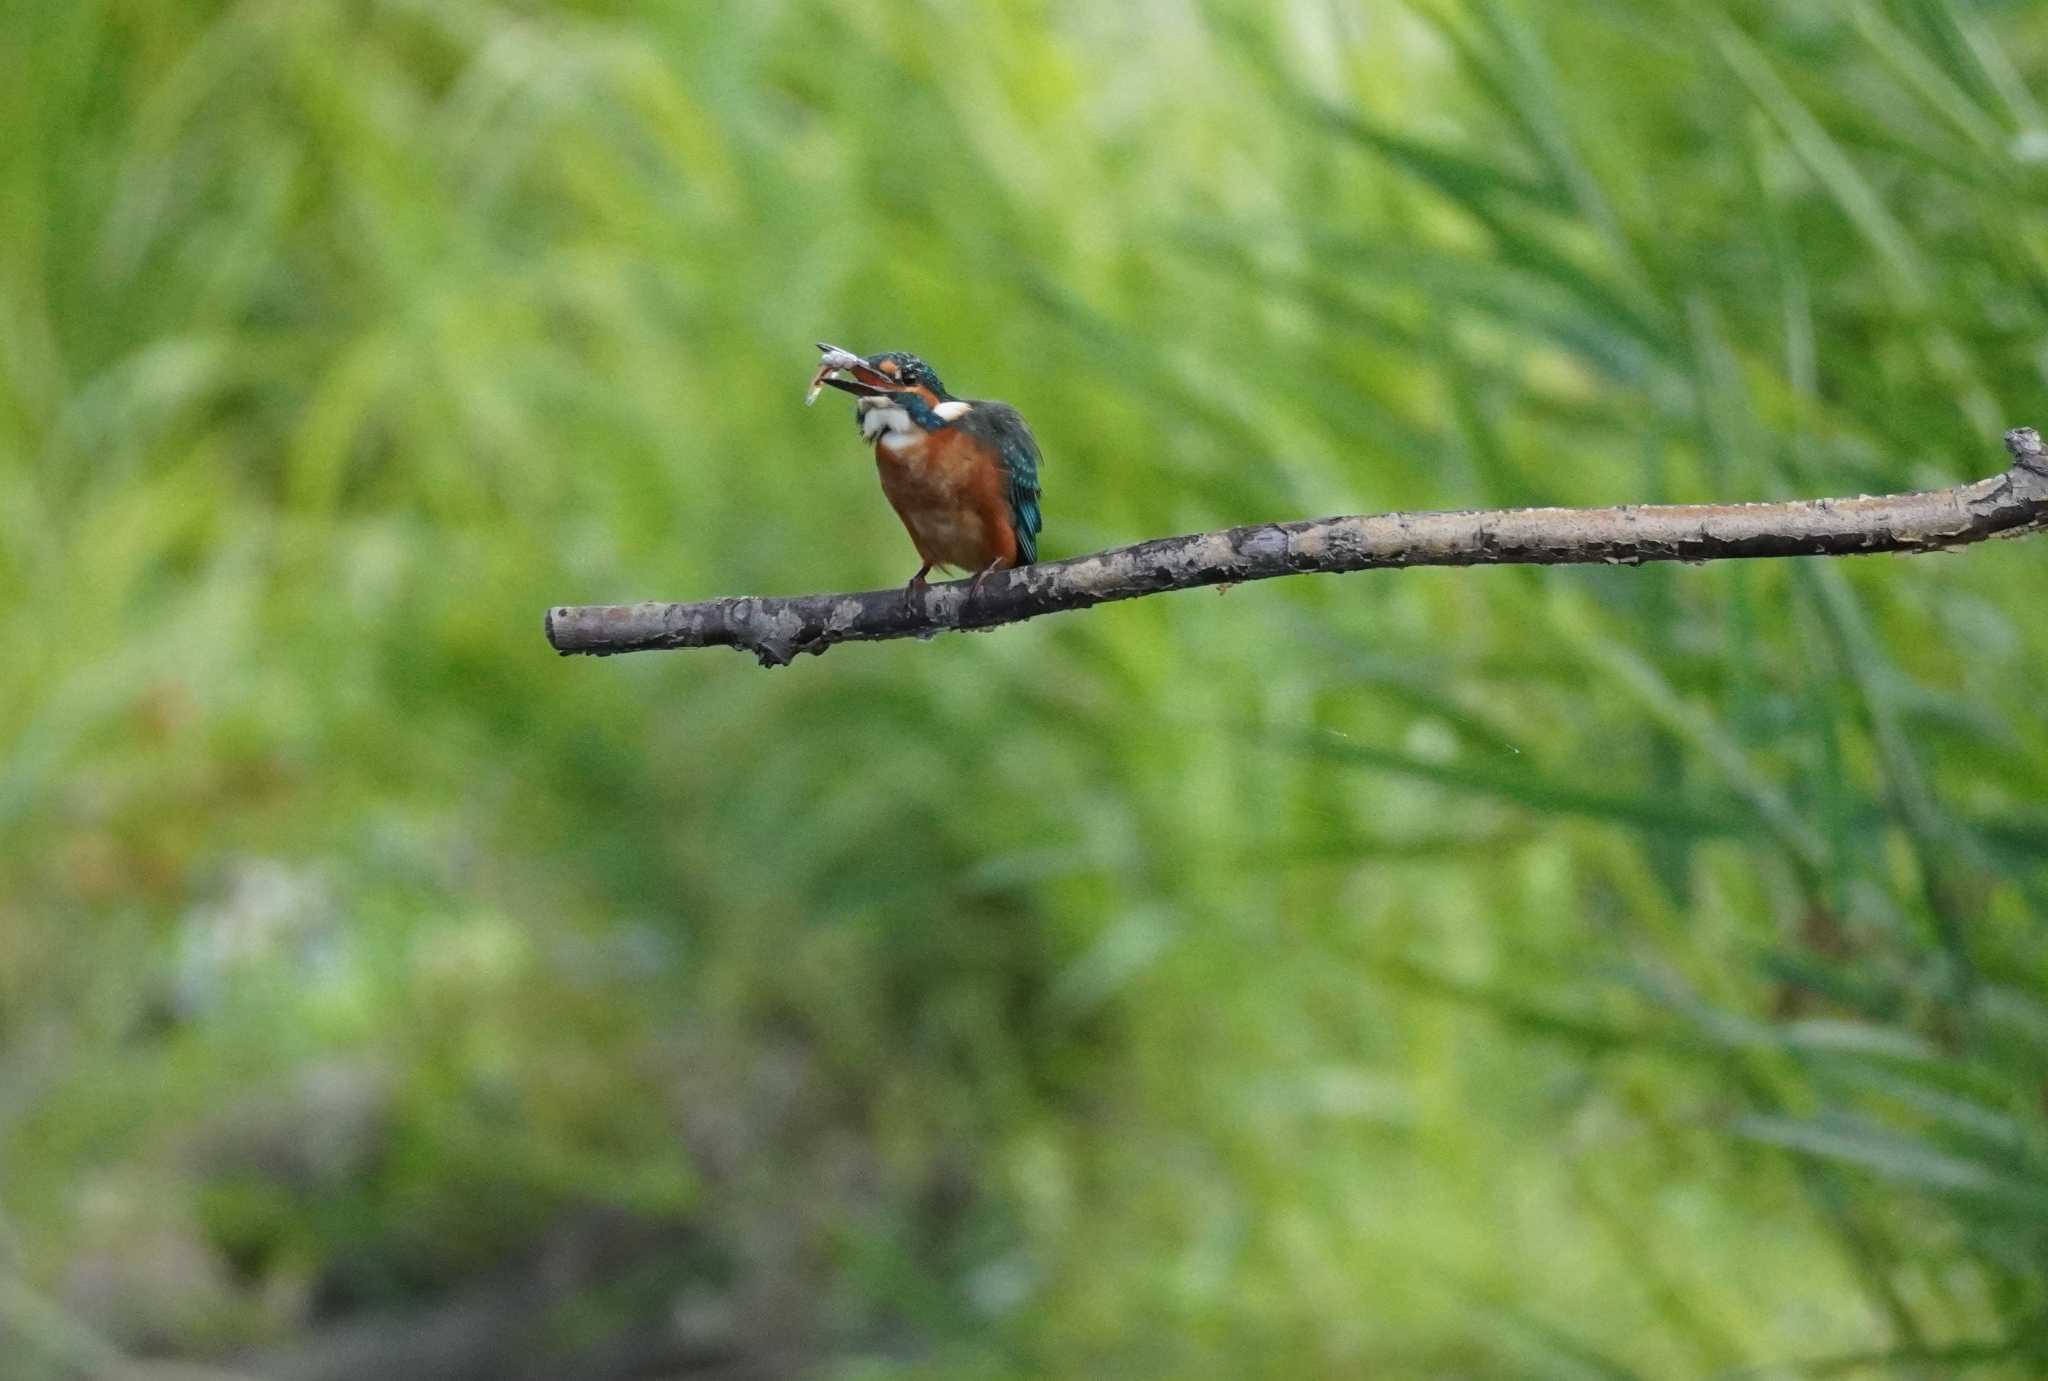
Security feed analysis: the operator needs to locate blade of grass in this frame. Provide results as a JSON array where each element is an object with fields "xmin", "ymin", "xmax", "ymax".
[
  {"xmin": 1551, "ymin": 597, "xmax": 1830, "ymax": 882},
  {"xmin": 1845, "ymin": 0, "xmax": 2010, "ymax": 164},
  {"xmin": 1715, "ymin": 21, "xmax": 1930, "ymax": 303},
  {"xmin": 1736, "ymin": 1113, "xmax": 2048, "ymax": 1215},
  {"xmin": 1271, "ymin": 728, "xmax": 1757, "ymax": 841}
]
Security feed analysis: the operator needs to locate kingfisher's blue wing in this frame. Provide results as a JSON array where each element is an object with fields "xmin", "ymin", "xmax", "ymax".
[{"xmin": 964, "ymin": 402, "xmax": 1043, "ymax": 565}]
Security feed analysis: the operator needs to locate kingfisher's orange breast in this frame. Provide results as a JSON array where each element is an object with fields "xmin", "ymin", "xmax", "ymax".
[{"xmin": 874, "ymin": 427, "xmax": 1019, "ymax": 572}]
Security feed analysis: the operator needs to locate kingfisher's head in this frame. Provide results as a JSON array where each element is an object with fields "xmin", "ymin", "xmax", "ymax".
[
  {"xmin": 860, "ymin": 352, "xmax": 950, "ymax": 402},
  {"xmin": 807, "ymin": 343, "xmax": 952, "ymax": 409}
]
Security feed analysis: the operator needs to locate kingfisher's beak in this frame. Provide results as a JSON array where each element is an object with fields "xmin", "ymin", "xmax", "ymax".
[{"xmin": 806, "ymin": 343, "xmax": 899, "ymax": 405}]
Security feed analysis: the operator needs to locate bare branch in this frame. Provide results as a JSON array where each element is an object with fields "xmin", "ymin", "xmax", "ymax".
[{"xmin": 547, "ymin": 427, "xmax": 2048, "ymax": 666}]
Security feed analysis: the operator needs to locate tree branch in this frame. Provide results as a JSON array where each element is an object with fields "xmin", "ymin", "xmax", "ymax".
[{"xmin": 547, "ymin": 427, "xmax": 2048, "ymax": 666}]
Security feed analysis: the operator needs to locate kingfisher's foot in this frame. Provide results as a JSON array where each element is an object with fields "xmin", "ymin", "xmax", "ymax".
[
  {"xmin": 967, "ymin": 559, "xmax": 1007, "ymax": 601},
  {"xmin": 902, "ymin": 564, "xmax": 933, "ymax": 614}
]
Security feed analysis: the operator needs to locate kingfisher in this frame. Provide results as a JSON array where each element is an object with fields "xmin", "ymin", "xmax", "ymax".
[{"xmin": 807, "ymin": 344, "xmax": 1043, "ymax": 599}]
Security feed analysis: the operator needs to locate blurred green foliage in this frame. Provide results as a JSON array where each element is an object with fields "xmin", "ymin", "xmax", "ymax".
[{"xmin": 4, "ymin": 0, "xmax": 2048, "ymax": 1375}]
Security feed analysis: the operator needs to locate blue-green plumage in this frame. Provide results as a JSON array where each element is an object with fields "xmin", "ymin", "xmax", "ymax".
[{"xmin": 957, "ymin": 402, "xmax": 1042, "ymax": 566}]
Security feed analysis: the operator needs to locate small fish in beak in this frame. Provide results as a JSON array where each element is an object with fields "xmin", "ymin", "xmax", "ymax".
[{"xmin": 806, "ymin": 342, "xmax": 900, "ymax": 405}]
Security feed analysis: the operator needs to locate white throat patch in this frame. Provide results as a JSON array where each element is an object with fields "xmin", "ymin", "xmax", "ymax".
[
  {"xmin": 857, "ymin": 396, "xmax": 913, "ymax": 443},
  {"xmin": 857, "ymin": 395, "xmax": 971, "ymax": 445}
]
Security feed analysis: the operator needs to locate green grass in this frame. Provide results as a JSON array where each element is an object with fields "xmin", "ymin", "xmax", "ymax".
[{"xmin": 3, "ymin": 0, "xmax": 2047, "ymax": 1376}]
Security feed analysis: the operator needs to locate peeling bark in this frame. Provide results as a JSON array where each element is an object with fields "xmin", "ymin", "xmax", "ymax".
[{"xmin": 546, "ymin": 428, "xmax": 2048, "ymax": 667}]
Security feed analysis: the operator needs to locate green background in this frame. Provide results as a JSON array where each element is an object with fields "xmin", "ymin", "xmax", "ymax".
[{"xmin": 5, "ymin": 0, "xmax": 2048, "ymax": 1376}]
